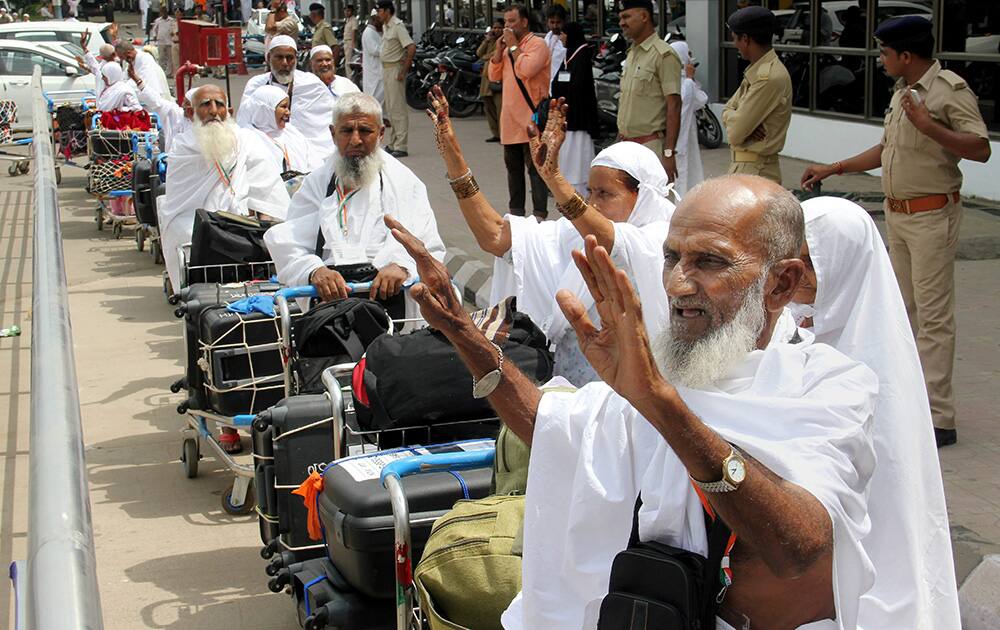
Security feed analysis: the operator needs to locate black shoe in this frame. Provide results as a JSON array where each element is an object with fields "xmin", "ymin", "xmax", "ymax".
[
  {"xmin": 533, "ymin": 211, "xmax": 548, "ymax": 221},
  {"xmin": 935, "ymin": 428, "xmax": 957, "ymax": 448},
  {"xmin": 485, "ymin": 136, "xmax": 500, "ymax": 143},
  {"xmin": 389, "ymin": 149, "xmax": 408, "ymax": 158}
]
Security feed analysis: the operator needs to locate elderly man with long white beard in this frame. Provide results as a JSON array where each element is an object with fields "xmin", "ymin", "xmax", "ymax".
[
  {"xmin": 159, "ymin": 85, "xmax": 290, "ymax": 294},
  {"xmin": 238, "ymin": 35, "xmax": 336, "ymax": 159},
  {"xmin": 384, "ymin": 174, "xmax": 881, "ymax": 630},
  {"xmin": 264, "ymin": 92, "xmax": 445, "ymax": 310}
]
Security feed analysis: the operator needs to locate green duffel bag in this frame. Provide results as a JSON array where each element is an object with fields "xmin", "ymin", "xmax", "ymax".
[
  {"xmin": 413, "ymin": 494, "xmax": 525, "ymax": 630},
  {"xmin": 493, "ymin": 425, "xmax": 530, "ymax": 496}
]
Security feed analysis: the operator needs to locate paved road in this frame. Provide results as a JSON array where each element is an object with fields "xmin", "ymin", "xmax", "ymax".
[{"xmin": 2, "ymin": 53, "xmax": 1000, "ymax": 628}]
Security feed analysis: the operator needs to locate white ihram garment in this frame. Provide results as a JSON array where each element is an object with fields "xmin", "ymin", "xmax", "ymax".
[
  {"xmin": 138, "ymin": 84, "xmax": 192, "ymax": 151},
  {"xmin": 263, "ymin": 149, "xmax": 446, "ymax": 310},
  {"xmin": 797, "ymin": 197, "xmax": 961, "ymax": 630},
  {"xmin": 238, "ymin": 84, "xmax": 319, "ymax": 173},
  {"xmin": 501, "ymin": 338, "xmax": 878, "ymax": 630},
  {"xmin": 159, "ymin": 127, "xmax": 290, "ymax": 290},
  {"xmin": 489, "ymin": 141, "xmax": 675, "ymax": 386},
  {"xmin": 132, "ymin": 49, "xmax": 170, "ymax": 102},
  {"xmin": 669, "ymin": 41, "xmax": 706, "ymax": 196},
  {"xmin": 238, "ymin": 69, "xmax": 336, "ymax": 160},
  {"xmin": 361, "ymin": 25, "xmax": 384, "ymax": 104}
]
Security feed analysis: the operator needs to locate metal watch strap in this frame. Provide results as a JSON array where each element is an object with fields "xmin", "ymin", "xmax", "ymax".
[
  {"xmin": 691, "ymin": 447, "xmax": 742, "ymax": 494},
  {"xmin": 472, "ymin": 341, "xmax": 504, "ymax": 399}
]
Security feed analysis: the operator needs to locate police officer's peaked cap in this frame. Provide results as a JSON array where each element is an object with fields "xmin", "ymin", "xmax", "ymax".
[
  {"xmin": 621, "ymin": 0, "xmax": 654, "ymax": 12},
  {"xmin": 727, "ymin": 5, "xmax": 777, "ymax": 36},
  {"xmin": 874, "ymin": 15, "xmax": 932, "ymax": 45}
]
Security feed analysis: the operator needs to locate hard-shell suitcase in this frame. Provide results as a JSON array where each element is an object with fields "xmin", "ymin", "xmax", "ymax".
[
  {"xmin": 253, "ymin": 394, "xmax": 335, "ymax": 557},
  {"xmin": 317, "ymin": 442, "xmax": 495, "ymax": 599},
  {"xmin": 132, "ymin": 157, "xmax": 156, "ymax": 227}
]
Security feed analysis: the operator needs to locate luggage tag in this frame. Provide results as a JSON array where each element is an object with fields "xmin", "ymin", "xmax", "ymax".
[
  {"xmin": 557, "ymin": 71, "xmax": 571, "ymax": 83},
  {"xmin": 330, "ymin": 241, "xmax": 368, "ymax": 265}
]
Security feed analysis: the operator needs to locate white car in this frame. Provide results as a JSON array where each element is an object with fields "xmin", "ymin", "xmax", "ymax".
[
  {"xmin": 0, "ymin": 21, "xmax": 114, "ymax": 57},
  {"xmin": 0, "ymin": 41, "xmax": 95, "ymax": 132}
]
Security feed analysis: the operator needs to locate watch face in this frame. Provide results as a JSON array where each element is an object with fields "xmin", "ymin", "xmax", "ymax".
[{"xmin": 726, "ymin": 459, "xmax": 746, "ymax": 484}]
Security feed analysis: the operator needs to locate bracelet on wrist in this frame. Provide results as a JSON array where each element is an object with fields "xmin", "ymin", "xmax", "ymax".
[
  {"xmin": 833, "ymin": 161, "xmax": 844, "ymax": 175},
  {"xmin": 450, "ymin": 173, "xmax": 480, "ymax": 200},
  {"xmin": 556, "ymin": 193, "xmax": 588, "ymax": 220},
  {"xmin": 447, "ymin": 167, "xmax": 472, "ymax": 184}
]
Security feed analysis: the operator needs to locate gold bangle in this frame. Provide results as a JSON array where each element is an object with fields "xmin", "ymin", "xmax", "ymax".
[
  {"xmin": 451, "ymin": 175, "xmax": 480, "ymax": 199},
  {"xmin": 556, "ymin": 193, "xmax": 588, "ymax": 220},
  {"xmin": 447, "ymin": 168, "xmax": 472, "ymax": 184}
]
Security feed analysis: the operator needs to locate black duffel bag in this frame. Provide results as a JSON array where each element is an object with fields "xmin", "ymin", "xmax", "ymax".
[
  {"xmin": 292, "ymin": 297, "xmax": 391, "ymax": 394},
  {"xmin": 352, "ymin": 299, "xmax": 553, "ymax": 431},
  {"xmin": 189, "ymin": 209, "xmax": 275, "ymax": 282}
]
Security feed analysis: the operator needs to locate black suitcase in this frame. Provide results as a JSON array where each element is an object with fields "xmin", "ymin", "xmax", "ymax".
[
  {"xmin": 132, "ymin": 157, "xmax": 156, "ymax": 227},
  {"xmin": 318, "ymin": 442, "xmax": 495, "ymax": 599},
  {"xmin": 89, "ymin": 129, "xmax": 132, "ymax": 160},
  {"xmin": 253, "ymin": 394, "xmax": 335, "ymax": 558},
  {"xmin": 175, "ymin": 281, "xmax": 298, "ymax": 414}
]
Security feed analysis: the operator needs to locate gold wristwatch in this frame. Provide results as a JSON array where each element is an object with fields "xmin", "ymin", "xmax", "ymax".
[{"xmin": 691, "ymin": 446, "xmax": 746, "ymax": 493}]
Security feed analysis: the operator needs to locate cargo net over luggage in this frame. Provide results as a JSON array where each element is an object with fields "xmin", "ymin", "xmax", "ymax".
[
  {"xmin": 0, "ymin": 100, "xmax": 15, "ymax": 144},
  {"xmin": 198, "ymin": 308, "xmax": 288, "ymax": 416}
]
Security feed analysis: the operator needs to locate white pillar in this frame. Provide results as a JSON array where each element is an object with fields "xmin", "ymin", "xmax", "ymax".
[
  {"xmin": 410, "ymin": 0, "xmax": 428, "ymax": 39},
  {"xmin": 685, "ymin": 0, "xmax": 721, "ymax": 102}
]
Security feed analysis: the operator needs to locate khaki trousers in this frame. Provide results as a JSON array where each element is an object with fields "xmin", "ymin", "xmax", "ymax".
[
  {"xmin": 885, "ymin": 198, "xmax": 962, "ymax": 429},
  {"xmin": 728, "ymin": 153, "xmax": 781, "ymax": 185},
  {"xmin": 157, "ymin": 43, "xmax": 173, "ymax": 77},
  {"xmin": 483, "ymin": 91, "xmax": 502, "ymax": 139},
  {"xmin": 382, "ymin": 62, "xmax": 408, "ymax": 152}
]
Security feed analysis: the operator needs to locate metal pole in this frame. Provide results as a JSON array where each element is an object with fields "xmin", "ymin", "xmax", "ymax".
[{"xmin": 25, "ymin": 69, "xmax": 105, "ymax": 630}]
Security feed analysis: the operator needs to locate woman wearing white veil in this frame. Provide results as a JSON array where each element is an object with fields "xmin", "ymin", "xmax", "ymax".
[
  {"xmin": 667, "ymin": 40, "xmax": 707, "ymax": 195},
  {"xmin": 426, "ymin": 87, "xmax": 676, "ymax": 385},
  {"xmin": 96, "ymin": 62, "xmax": 142, "ymax": 112},
  {"xmin": 237, "ymin": 84, "xmax": 319, "ymax": 174},
  {"xmin": 793, "ymin": 197, "xmax": 960, "ymax": 630}
]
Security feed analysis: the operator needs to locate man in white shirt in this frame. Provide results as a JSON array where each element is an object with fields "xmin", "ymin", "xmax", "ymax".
[
  {"xmin": 361, "ymin": 14, "xmax": 384, "ymax": 104},
  {"xmin": 543, "ymin": 5, "xmax": 566, "ymax": 84},
  {"xmin": 238, "ymin": 35, "xmax": 337, "ymax": 159},
  {"xmin": 386, "ymin": 174, "xmax": 883, "ymax": 630},
  {"xmin": 265, "ymin": 92, "xmax": 444, "ymax": 305},
  {"xmin": 151, "ymin": 5, "xmax": 176, "ymax": 76},
  {"xmin": 115, "ymin": 39, "xmax": 170, "ymax": 102}
]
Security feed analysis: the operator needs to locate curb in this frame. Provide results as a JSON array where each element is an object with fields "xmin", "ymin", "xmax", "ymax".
[{"xmin": 445, "ymin": 247, "xmax": 493, "ymax": 309}]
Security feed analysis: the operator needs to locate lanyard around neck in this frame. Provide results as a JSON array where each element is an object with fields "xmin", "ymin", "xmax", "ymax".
[
  {"xmin": 334, "ymin": 183, "xmax": 360, "ymax": 237},
  {"xmin": 214, "ymin": 159, "xmax": 235, "ymax": 194}
]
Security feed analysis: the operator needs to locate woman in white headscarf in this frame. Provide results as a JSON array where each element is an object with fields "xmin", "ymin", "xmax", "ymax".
[
  {"xmin": 792, "ymin": 197, "xmax": 961, "ymax": 630},
  {"xmin": 238, "ymin": 84, "xmax": 317, "ymax": 173},
  {"xmin": 96, "ymin": 62, "xmax": 142, "ymax": 112},
  {"xmin": 427, "ymin": 87, "xmax": 675, "ymax": 385},
  {"xmin": 667, "ymin": 40, "xmax": 707, "ymax": 195}
]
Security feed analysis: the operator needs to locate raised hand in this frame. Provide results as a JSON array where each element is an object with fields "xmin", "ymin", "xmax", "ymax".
[
  {"xmin": 80, "ymin": 30, "xmax": 90, "ymax": 51},
  {"xmin": 556, "ymin": 235, "xmax": 665, "ymax": 406},
  {"xmin": 527, "ymin": 97, "xmax": 568, "ymax": 183},
  {"xmin": 385, "ymin": 215, "xmax": 470, "ymax": 333},
  {"xmin": 425, "ymin": 84, "xmax": 454, "ymax": 153}
]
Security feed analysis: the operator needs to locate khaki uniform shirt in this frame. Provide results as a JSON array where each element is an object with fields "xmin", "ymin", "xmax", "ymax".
[
  {"xmin": 380, "ymin": 16, "xmax": 413, "ymax": 65},
  {"xmin": 312, "ymin": 19, "xmax": 339, "ymax": 48},
  {"xmin": 616, "ymin": 34, "xmax": 681, "ymax": 138},
  {"xmin": 722, "ymin": 49, "xmax": 792, "ymax": 157},
  {"xmin": 343, "ymin": 15, "xmax": 358, "ymax": 49},
  {"xmin": 273, "ymin": 14, "xmax": 299, "ymax": 38},
  {"xmin": 881, "ymin": 60, "xmax": 989, "ymax": 199}
]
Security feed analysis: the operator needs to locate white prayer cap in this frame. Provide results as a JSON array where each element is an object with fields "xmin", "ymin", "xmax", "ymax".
[
  {"xmin": 310, "ymin": 44, "xmax": 333, "ymax": 58},
  {"xmin": 184, "ymin": 87, "xmax": 198, "ymax": 104},
  {"xmin": 590, "ymin": 141, "xmax": 674, "ymax": 227},
  {"xmin": 267, "ymin": 35, "xmax": 298, "ymax": 53}
]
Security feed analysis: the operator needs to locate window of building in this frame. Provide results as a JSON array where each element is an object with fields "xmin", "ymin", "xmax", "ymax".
[{"xmin": 720, "ymin": 0, "xmax": 1000, "ymax": 135}]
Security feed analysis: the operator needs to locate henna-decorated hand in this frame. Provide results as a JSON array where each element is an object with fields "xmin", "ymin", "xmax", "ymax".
[
  {"xmin": 527, "ymin": 97, "xmax": 568, "ymax": 183},
  {"xmin": 425, "ymin": 84, "xmax": 456, "ymax": 155}
]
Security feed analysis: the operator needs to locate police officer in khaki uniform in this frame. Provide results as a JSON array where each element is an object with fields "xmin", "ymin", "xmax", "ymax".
[
  {"xmin": 376, "ymin": 0, "xmax": 415, "ymax": 157},
  {"xmin": 615, "ymin": 0, "xmax": 682, "ymax": 181},
  {"xmin": 802, "ymin": 16, "xmax": 991, "ymax": 448},
  {"xmin": 722, "ymin": 6, "xmax": 792, "ymax": 185}
]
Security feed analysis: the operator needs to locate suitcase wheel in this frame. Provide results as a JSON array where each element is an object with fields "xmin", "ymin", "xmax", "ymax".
[
  {"xmin": 169, "ymin": 377, "xmax": 186, "ymax": 394},
  {"xmin": 181, "ymin": 438, "xmax": 199, "ymax": 479},
  {"xmin": 268, "ymin": 569, "xmax": 289, "ymax": 593},
  {"xmin": 261, "ymin": 539, "xmax": 278, "ymax": 560},
  {"xmin": 221, "ymin": 482, "xmax": 256, "ymax": 516}
]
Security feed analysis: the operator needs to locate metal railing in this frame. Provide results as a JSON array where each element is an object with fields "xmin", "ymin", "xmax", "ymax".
[{"xmin": 19, "ymin": 69, "xmax": 105, "ymax": 630}]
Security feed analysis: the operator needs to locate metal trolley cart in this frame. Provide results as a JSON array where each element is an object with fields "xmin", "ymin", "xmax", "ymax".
[{"xmin": 44, "ymin": 89, "xmax": 96, "ymax": 183}]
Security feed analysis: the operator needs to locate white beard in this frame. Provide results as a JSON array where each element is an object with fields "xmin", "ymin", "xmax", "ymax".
[
  {"xmin": 193, "ymin": 116, "xmax": 239, "ymax": 168},
  {"xmin": 651, "ymin": 273, "xmax": 768, "ymax": 390},
  {"xmin": 333, "ymin": 150, "xmax": 384, "ymax": 190},
  {"xmin": 272, "ymin": 68, "xmax": 293, "ymax": 85}
]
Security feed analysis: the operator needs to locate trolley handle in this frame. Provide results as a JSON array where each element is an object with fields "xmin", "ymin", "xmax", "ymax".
[
  {"xmin": 275, "ymin": 277, "xmax": 420, "ymax": 300},
  {"xmin": 380, "ymin": 449, "xmax": 496, "ymax": 486}
]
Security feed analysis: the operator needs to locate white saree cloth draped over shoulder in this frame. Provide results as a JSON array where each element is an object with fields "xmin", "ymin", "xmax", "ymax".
[
  {"xmin": 501, "ymin": 339, "xmax": 879, "ymax": 630},
  {"xmin": 796, "ymin": 197, "xmax": 961, "ymax": 630},
  {"xmin": 489, "ymin": 141, "xmax": 676, "ymax": 386},
  {"xmin": 158, "ymin": 127, "xmax": 291, "ymax": 290}
]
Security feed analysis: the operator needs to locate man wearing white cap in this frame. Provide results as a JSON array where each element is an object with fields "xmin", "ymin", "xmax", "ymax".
[
  {"xmin": 128, "ymin": 63, "xmax": 196, "ymax": 151},
  {"xmin": 310, "ymin": 45, "xmax": 361, "ymax": 98},
  {"xmin": 238, "ymin": 35, "xmax": 337, "ymax": 159}
]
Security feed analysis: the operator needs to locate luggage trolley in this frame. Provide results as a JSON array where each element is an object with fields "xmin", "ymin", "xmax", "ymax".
[
  {"xmin": 44, "ymin": 89, "xmax": 96, "ymax": 182},
  {"xmin": 134, "ymin": 152, "xmax": 168, "ymax": 263},
  {"xmin": 87, "ymin": 112, "xmax": 160, "ymax": 239}
]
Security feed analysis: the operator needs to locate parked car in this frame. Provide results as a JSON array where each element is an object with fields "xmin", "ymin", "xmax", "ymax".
[
  {"xmin": 0, "ymin": 22, "xmax": 114, "ymax": 57},
  {"xmin": 0, "ymin": 41, "xmax": 95, "ymax": 132}
]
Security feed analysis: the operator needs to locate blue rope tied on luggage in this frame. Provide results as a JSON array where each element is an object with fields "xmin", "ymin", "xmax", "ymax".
[
  {"xmin": 447, "ymin": 471, "xmax": 470, "ymax": 499},
  {"xmin": 226, "ymin": 294, "xmax": 276, "ymax": 317},
  {"xmin": 303, "ymin": 574, "xmax": 328, "ymax": 617}
]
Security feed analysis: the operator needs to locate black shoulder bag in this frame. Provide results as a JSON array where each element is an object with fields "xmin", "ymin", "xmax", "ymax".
[
  {"xmin": 597, "ymin": 493, "xmax": 735, "ymax": 630},
  {"xmin": 508, "ymin": 47, "xmax": 550, "ymax": 130}
]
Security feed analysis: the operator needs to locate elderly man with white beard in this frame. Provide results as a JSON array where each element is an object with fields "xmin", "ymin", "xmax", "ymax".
[
  {"xmin": 309, "ymin": 45, "xmax": 362, "ymax": 99},
  {"xmin": 264, "ymin": 92, "xmax": 445, "ymax": 309},
  {"xmin": 383, "ymin": 174, "xmax": 881, "ymax": 630},
  {"xmin": 238, "ymin": 35, "xmax": 337, "ymax": 159},
  {"xmin": 159, "ymin": 84, "xmax": 290, "ymax": 295}
]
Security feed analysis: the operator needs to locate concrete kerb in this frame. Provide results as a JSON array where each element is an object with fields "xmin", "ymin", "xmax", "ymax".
[{"xmin": 444, "ymin": 248, "xmax": 493, "ymax": 309}]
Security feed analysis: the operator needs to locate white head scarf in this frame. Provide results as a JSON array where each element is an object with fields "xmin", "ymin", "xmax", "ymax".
[
  {"xmin": 267, "ymin": 34, "xmax": 298, "ymax": 53},
  {"xmin": 669, "ymin": 40, "xmax": 690, "ymax": 77},
  {"xmin": 101, "ymin": 61, "xmax": 125, "ymax": 85},
  {"xmin": 243, "ymin": 84, "xmax": 289, "ymax": 135},
  {"xmin": 310, "ymin": 44, "xmax": 333, "ymax": 58},
  {"xmin": 96, "ymin": 62, "xmax": 141, "ymax": 111},
  {"xmin": 589, "ymin": 141, "xmax": 676, "ymax": 227},
  {"xmin": 184, "ymin": 87, "xmax": 198, "ymax": 104},
  {"xmin": 797, "ymin": 197, "xmax": 960, "ymax": 629}
]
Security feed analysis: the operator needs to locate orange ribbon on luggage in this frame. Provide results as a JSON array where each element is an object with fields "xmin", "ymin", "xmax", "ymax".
[{"xmin": 292, "ymin": 471, "xmax": 325, "ymax": 541}]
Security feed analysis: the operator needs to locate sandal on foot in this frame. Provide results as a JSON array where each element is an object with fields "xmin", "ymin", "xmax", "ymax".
[{"xmin": 218, "ymin": 432, "xmax": 243, "ymax": 454}]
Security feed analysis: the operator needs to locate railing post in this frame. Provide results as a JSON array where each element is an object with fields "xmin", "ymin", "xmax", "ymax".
[{"xmin": 24, "ymin": 69, "xmax": 105, "ymax": 630}]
